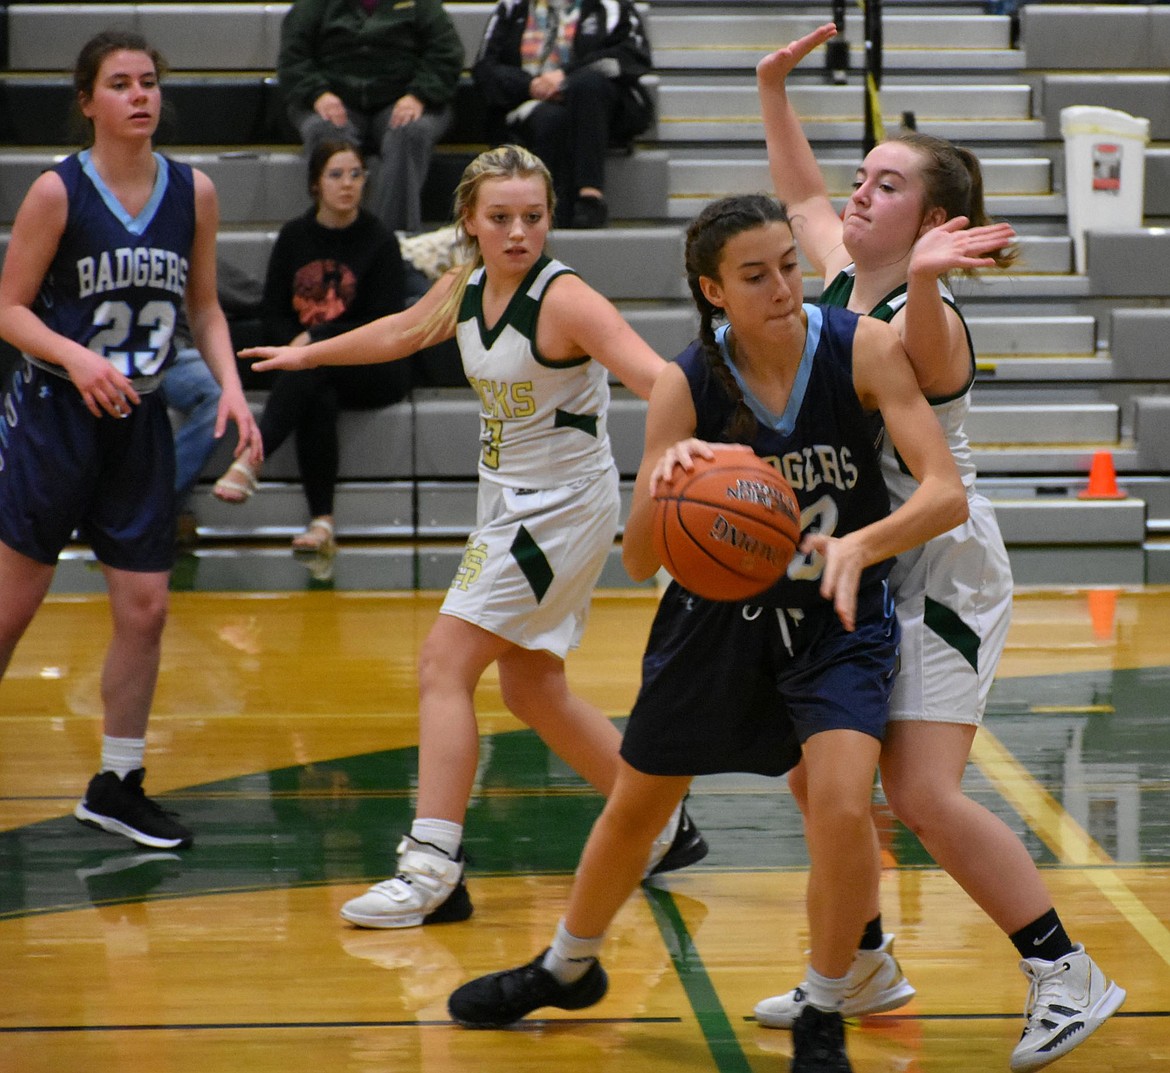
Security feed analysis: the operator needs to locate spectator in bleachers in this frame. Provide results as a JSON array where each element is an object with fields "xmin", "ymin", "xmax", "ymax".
[
  {"xmin": 472, "ymin": 0, "xmax": 654, "ymax": 229},
  {"xmin": 277, "ymin": 0, "xmax": 464, "ymax": 235},
  {"xmin": 212, "ymin": 140, "xmax": 411, "ymax": 556}
]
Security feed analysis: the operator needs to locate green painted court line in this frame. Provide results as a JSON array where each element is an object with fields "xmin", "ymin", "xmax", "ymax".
[{"xmin": 644, "ymin": 885, "xmax": 755, "ymax": 1073}]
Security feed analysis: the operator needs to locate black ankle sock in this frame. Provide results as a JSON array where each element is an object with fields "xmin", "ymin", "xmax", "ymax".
[
  {"xmin": 859, "ymin": 915, "xmax": 884, "ymax": 951},
  {"xmin": 1010, "ymin": 908, "xmax": 1074, "ymax": 962}
]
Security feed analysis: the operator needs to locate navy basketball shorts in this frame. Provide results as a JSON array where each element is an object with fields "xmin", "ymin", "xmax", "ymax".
[
  {"xmin": 0, "ymin": 362, "xmax": 176, "ymax": 571},
  {"xmin": 620, "ymin": 581, "xmax": 899, "ymax": 778}
]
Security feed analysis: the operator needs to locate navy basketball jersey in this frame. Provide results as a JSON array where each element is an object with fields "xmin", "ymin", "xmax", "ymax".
[
  {"xmin": 29, "ymin": 150, "xmax": 195, "ymax": 382},
  {"xmin": 674, "ymin": 303, "xmax": 891, "ymax": 608}
]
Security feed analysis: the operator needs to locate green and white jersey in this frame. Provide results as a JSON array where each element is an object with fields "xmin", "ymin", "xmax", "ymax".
[
  {"xmin": 456, "ymin": 255, "xmax": 613, "ymax": 489},
  {"xmin": 821, "ymin": 266, "xmax": 978, "ymax": 504},
  {"xmin": 822, "ymin": 266, "xmax": 1012, "ymax": 727}
]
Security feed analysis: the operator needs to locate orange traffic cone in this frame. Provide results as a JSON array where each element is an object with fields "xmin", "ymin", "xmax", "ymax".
[
  {"xmin": 1086, "ymin": 588, "xmax": 1118, "ymax": 640},
  {"xmin": 1078, "ymin": 450, "xmax": 1126, "ymax": 499}
]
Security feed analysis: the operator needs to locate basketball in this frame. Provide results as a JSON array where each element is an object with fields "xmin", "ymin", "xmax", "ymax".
[{"xmin": 652, "ymin": 449, "xmax": 802, "ymax": 601}]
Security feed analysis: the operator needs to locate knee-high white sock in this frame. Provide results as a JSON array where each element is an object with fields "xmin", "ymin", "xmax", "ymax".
[
  {"xmin": 408, "ymin": 818, "xmax": 463, "ymax": 860},
  {"xmin": 543, "ymin": 919, "xmax": 605, "ymax": 984},
  {"xmin": 100, "ymin": 735, "xmax": 146, "ymax": 780}
]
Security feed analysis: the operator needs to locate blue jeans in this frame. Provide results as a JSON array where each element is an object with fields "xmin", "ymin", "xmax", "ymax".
[{"xmin": 159, "ymin": 348, "xmax": 221, "ymax": 511}]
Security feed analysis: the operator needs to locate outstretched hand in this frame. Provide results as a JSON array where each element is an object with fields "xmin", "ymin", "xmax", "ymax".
[
  {"xmin": 239, "ymin": 345, "xmax": 312, "ymax": 373},
  {"xmin": 910, "ymin": 217, "xmax": 1017, "ymax": 280},
  {"xmin": 756, "ymin": 22, "xmax": 837, "ymax": 90}
]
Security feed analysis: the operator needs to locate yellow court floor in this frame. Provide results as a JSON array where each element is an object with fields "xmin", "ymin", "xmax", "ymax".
[{"xmin": 2, "ymin": 586, "xmax": 1169, "ymax": 1073}]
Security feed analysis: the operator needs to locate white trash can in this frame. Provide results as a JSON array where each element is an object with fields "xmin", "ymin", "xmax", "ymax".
[{"xmin": 1061, "ymin": 105, "xmax": 1150, "ymax": 274}]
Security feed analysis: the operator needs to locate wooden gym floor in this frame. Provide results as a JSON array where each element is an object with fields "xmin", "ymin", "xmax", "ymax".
[{"xmin": 1, "ymin": 583, "xmax": 1168, "ymax": 1072}]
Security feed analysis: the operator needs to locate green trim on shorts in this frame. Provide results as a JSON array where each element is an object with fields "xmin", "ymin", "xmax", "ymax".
[
  {"xmin": 510, "ymin": 524, "xmax": 554, "ymax": 602},
  {"xmin": 925, "ymin": 595, "xmax": 979, "ymax": 672}
]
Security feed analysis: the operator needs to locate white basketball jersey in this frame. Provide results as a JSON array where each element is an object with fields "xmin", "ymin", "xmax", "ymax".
[{"xmin": 456, "ymin": 256, "xmax": 613, "ymax": 488}]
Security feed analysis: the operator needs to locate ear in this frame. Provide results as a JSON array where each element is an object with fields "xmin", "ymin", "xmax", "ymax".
[
  {"xmin": 698, "ymin": 274, "xmax": 725, "ymax": 310},
  {"xmin": 922, "ymin": 205, "xmax": 947, "ymax": 233}
]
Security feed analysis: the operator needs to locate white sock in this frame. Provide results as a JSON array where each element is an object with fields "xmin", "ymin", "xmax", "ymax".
[
  {"xmin": 100, "ymin": 735, "xmax": 146, "ymax": 780},
  {"xmin": 542, "ymin": 919, "xmax": 604, "ymax": 984},
  {"xmin": 408, "ymin": 818, "xmax": 463, "ymax": 859},
  {"xmin": 803, "ymin": 964, "xmax": 848, "ymax": 1013}
]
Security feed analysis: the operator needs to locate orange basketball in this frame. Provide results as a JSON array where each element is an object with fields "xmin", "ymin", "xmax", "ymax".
[{"xmin": 652, "ymin": 449, "xmax": 801, "ymax": 601}]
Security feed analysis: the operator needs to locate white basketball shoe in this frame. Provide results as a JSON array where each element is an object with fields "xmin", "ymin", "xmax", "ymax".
[
  {"xmin": 1010, "ymin": 944, "xmax": 1125, "ymax": 1071},
  {"xmin": 340, "ymin": 837, "xmax": 472, "ymax": 928},
  {"xmin": 754, "ymin": 933, "xmax": 916, "ymax": 1029}
]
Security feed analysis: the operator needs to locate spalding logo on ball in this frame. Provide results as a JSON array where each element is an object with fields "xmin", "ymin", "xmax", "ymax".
[{"xmin": 652, "ymin": 449, "xmax": 801, "ymax": 601}]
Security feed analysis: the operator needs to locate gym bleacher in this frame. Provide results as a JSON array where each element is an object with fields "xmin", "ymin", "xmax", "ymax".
[{"xmin": 3, "ymin": 0, "xmax": 1170, "ymax": 590}]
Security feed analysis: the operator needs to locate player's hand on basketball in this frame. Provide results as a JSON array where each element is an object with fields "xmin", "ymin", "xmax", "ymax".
[
  {"xmin": 757, "ymin": 22, "xmax": 837, "ymax": 90},
  {"xmin": 910, "ymin": 217, "xmax": 1016, "ymax": 281},
  {"xmin": 66, "ymin": 348, "xmax": 140, "ymax": 419},
  {"xmin": 241, "ymin": 345, "xmax": 312, "ymax": 373},
  {"xmin": 650, "ymin": 438, "xmax": 712, "ymax": 496},
  {"xmin": 803, "ymin": 532, "xmax": 865, "ymax": 632},
  {"xmin": 650, "ymin": 439, "xmax": 754, "ymax": 496}
]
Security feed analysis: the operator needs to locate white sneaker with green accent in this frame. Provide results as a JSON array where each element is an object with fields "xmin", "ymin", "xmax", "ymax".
[
  {"xmin": 340, "ymin": 838, "xmax": 472, "ymax": 929},
  {"xmin": 1010, "ymin": 944, "xmax": 1125, "ymax": 1072},
  {"xmin": 754, "ymin": 933, "xmax": 916, "ymax": 1029}
]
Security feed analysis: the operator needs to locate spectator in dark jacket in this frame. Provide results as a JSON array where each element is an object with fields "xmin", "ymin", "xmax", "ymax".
[
  {"xmin": 278, "ymin": 0, "xmax": 464, "ymax": 234},
  {"xmin": 472, "ymin": 0, "xmax": 654, "ymax": 228}
]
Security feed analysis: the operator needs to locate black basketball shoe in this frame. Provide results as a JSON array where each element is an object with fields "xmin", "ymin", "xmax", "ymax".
[
  {"xmin": 791, "ymin": 1005, "xmax": 852, "ymax": 1073},
  {"xmin": 449, "ymin": 949, "xmax": 608, "ymax": 1027},
  {"xmin": 74, "ymin": 769, "xmax": 194, "ymax": 849},
  {"xmin": 645, "ymin": 801, "xmax": 709, "ymax": 877}
]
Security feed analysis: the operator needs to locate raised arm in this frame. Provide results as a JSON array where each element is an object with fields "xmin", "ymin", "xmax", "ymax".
[
  {"xmin": 756, "ymin": 24, "xmax": 850, "ymax": 281},
  {"xmin": 900, "ymin": 216, "xmax": 1016, "ymax": 397}
]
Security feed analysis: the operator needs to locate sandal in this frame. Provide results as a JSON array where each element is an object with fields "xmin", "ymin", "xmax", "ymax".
[
  {"xmin": 291, "ymin": 516, "xmax": 336, "ymax": 554},
  {"xmin": 213, "ymin": 459, "xmax": 258, "ymax": 504}
]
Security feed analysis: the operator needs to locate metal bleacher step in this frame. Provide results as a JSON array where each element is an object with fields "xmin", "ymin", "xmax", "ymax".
[
  {"xmin": 973, "ymin": 441, "xmax": 1140, "ymax": 477},
  {"xmin": 653, "ymin": 81, "xmax": 1043, "ymax": 143},
  {"xmin": 967, "ymin": 314, "xmax": 1095, "ymax": 357},
  {"xmin": 667, "ymin": 154, "xmax": 1054, "ymax": 198},
  {"xmin": 664, "ymin": 154, "xmax": 1065, "ymax": 224},
  {"xmin": 190, "ymin": 389, "xmax": 1127, "ymax": 540},
  {"xmin": 649, "ymin": 10, "xmax": 1020, "ymax": 71},
  {"xmin": 966, "ymin": 402, "xmax": 1119, "ymax": 445},
  {"xmin": 3, "ymin": 2, "xmax": 495, "ymax": 73}
]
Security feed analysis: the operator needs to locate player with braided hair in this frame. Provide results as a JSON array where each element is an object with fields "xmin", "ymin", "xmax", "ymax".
[{"xmin": 446, "ymin": 193, "xmax": 967, "ymax": 1073}]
